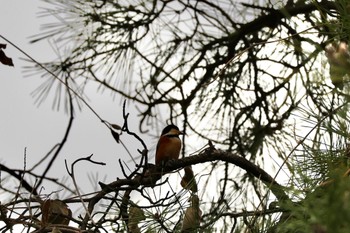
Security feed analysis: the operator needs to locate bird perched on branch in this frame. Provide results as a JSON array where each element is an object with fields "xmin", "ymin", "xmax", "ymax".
[{"xmin": 155, "ymin": 124, "xmax": 184, "ymax": 166}]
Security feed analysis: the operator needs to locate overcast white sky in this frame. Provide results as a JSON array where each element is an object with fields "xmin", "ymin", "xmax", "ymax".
[{"xmin": 0, "ymin": 0, "xmax": 155, "ymax": 195}]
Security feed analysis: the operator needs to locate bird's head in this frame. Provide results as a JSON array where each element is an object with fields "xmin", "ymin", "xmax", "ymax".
[{"xmin": 161, "ymin": 124, "xmax": 184, "ymax": 137}]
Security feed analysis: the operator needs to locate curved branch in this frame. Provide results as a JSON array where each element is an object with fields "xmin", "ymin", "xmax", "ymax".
[
  {"xmin": 80, "ymin": 145, "xmax": 289, "ymax": 230},
  {"xmin": 34, "ymin": 78, "xmax": 75, "ymax": 192}
]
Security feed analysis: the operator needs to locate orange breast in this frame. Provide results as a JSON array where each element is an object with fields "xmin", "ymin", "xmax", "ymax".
[{"xmin": 155, "ymin": 136, "xmax": 182, "ymax": 165}]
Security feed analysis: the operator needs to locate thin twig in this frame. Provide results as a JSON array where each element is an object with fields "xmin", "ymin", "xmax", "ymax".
[
  {"xmin": 34, "ymin": 77, "xmax": 74, "ymax": 191},
  {"xmin": 65, "ymin": 154, "xmax": 106, "ymax": 226}
]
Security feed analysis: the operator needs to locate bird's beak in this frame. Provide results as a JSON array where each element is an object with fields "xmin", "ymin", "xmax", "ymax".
[{"xmin": 179, "ymin": 130, "xmax": 185, "ymax": 135}]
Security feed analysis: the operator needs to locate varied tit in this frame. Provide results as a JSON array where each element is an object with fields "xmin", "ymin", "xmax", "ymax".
[{"xmin": 155, "ymin": 124, "xmax": 184, "ymax": 166}]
